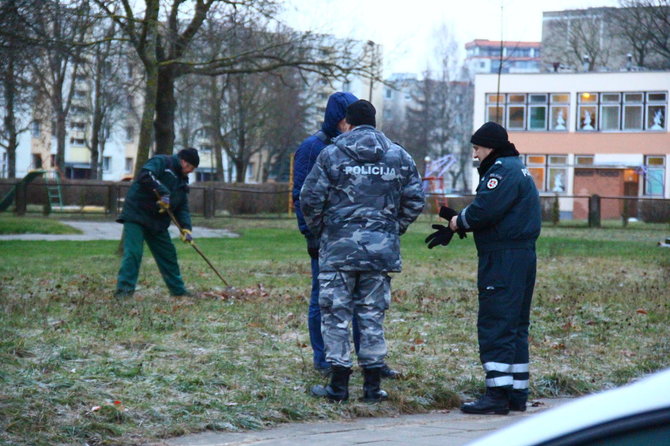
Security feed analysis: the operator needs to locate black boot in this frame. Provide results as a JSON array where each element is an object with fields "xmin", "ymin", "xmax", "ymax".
[
  {"xmin": 509, "ymin": 389, "xmax": 528, "ymax": 412},
  {"xmin": 461, "ymin": 386, "xmax": 510, "ymax": 415},
  {"xmin": 311, "ymin": 365, "xmax": 351, "ymax": 401},
  {"xmin": 380, "ymin": 363, "xmax": 401, "ymax": 380},
  {"xmin": 361, "ymin": 367, "xmax": 389, "ymax": 402}
]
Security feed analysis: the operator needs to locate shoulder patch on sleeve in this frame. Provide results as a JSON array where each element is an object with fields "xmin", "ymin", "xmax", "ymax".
[{"xmin": 486, "ymin": 178, "xmax": 499, "ymax": 189}]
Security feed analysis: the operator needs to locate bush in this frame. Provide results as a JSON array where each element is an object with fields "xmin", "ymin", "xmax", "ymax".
[{"xmin": 638, "ymin": 198, "xmax": 670, "ymax": 223}]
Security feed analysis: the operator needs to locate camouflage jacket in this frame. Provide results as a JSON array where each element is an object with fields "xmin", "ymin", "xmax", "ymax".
[{"xmin": 300, "ymin": 125, "xmax": 425, "ymax": 272}]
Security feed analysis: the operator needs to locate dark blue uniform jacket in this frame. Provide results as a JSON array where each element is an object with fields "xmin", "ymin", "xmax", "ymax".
[
  {"xmin": 292, "ymin": 92, "xmax": 358, "ymax": 237},
  {"xmin": 457, "ymin": 156, "xmax": 541, "ymax": 254}
]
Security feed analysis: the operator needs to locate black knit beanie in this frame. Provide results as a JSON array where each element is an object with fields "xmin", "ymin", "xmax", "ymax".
[
  {"xmin": 470, "ymin": 122, "xmax": 509, "ymax": 150},
  {"xmin": 345, "ymin": 100, "xmax": 376, "ymax": 128},
  {"xmin": 178, "ymin": 147, "xmax": 200, "ymax": 167}
]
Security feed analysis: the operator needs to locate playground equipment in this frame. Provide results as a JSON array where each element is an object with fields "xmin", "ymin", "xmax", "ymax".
[
  {"xmin": 0, "ymin": 170, "xmax": 46, "ymax": 212},
  {"xmin": 423, "ymin": 154, "xmax": 456, "ymax": 211},
  {"xmin": 44, "ymin": 170, "xmax": 64, "ymax": 210},
  {"xmin": 0, "ymin": 169, "xmax": 63, "ymax": 213}
]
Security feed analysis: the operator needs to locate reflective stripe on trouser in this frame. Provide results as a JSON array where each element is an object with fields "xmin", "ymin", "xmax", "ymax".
[
  {"xmin": 477, "ymin": 248, "xmax": 536, "ymax": 388},
  {"xmin": 318, "ymin": 271, "xmax": 390, "ymax": 368},
  {"xmin": 116, "ymin": 222, "xmax": 187, "ymax": 295}
]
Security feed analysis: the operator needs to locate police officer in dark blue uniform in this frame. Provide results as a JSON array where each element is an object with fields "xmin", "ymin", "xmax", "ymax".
[{"xmin": 449, "ymin": 122, "xmax": 541, "ymax": 414}]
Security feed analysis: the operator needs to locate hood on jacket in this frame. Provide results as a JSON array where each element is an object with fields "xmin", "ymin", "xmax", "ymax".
[
  {"xmin": 321, "ymin": 92, "xmax": 358, "ymax": 138},
  {"xmin": 334, "ymin": 125, "xmax": 389, "ymax": 163}
]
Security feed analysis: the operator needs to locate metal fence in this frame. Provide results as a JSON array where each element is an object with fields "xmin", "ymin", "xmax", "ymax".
[{"xmin": 1, "ymin": 178, "xmax": 669, "ymax": 226}]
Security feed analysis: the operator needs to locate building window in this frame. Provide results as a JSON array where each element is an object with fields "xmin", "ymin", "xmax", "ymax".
[
  {"xmin": 125, "ymin": 126, "xmax": 134, "ymax": 142},
  {"xmin": 575, "ymin": 155, "xmax": 594, "ymax": 165},
  {"xmin": 525, "ymin": 155, "xmax": 546, "ymax": 191},
  {"xmin": 623, "ymin": 93, "xmax": 643, "ymax": 130},
  {"xmin": 550, "ymin": 94, "xmax": 569, "ymax": 131},
  {"xmin": 523, "ymin": 154, "xmax": 568, "ymax": 193},
  {"xmin": 578, "ymin": 92, "xmax": 598, "ymax": 131},
  {"xmin": 125, "ymin": 157, "xmax": 133, "ymax": 173},
  {"xmin": 600, "ymin": 93, "xmax": 620, "ymax": 131},
  {"xmin": 548, "ymin": 155, "xmax": 568, "ymax": 193},
  {"xmin": 385, "ymin": 88, "xmax": 393, "ymax": 99},
  {"xmin": 103, "ymin": 156, "xmax": 111, "ymax": 172},
  {"xmin": 577, "ymin": 91, "xmax": 667, "ymax": 131},
  {"xmin": 528, "ymin": 94, "xmax": 548, "ymax": 130},
  {"xmin": 643, "ymin": 155, "xmax": 665, "ymax": 196},
  {"xmin": 70, "ymin": 137, "xmax": 86, "ymax": 146},
  {"xmin": 486, "ymin": 93, "xmax": 570, "ymax": 131},
  {"xmin": 32, "ymin": 154, "xmax": 43, "ymax": 169},
  {"xmin": 647, "ymin": 92, "xmax": 667, "ymax": 130},
  {"xmin": 31, "ymin": 121, "xmax": 41, "ymax": 137}
]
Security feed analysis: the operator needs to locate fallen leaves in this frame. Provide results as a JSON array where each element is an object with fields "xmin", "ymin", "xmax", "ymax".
[{"xmin": 202, "ymin": 283, "xmax": 270, "ymax": 301}]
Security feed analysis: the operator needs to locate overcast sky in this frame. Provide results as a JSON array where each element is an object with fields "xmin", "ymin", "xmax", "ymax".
[{"xmin": 280, "ymin": 0, "xmax": 621, "ymax": 75}]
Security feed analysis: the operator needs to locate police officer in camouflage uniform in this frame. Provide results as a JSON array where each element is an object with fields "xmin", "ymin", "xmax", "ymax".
[
  {"xmin": 301, "ymin": 100, "xmax": 425, "ymax": 402},
  {"xmin": 293, "ymin": 91, "xmax": 400, "ymax": 379},
  {"xmin": 115, "ymin": 148, "xmax": 199, "ymax": 298},
  {"xmin": 448, "ymin": 122, "xmax": 541, "ymax": 414}
]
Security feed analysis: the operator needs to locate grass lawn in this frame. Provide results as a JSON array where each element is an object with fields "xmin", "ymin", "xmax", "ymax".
[
  {"xmin": 1, "ymin": 216, "xmax": 669, "ymax": 445},
  {"xmin": 0, "ymin": 215, "xmax": 82, "ymax": 235}
]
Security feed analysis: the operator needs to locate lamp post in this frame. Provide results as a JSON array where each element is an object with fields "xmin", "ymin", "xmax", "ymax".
[{"xmin": 367, "ymin": 40, "xmax": 375, "ymax": 102}]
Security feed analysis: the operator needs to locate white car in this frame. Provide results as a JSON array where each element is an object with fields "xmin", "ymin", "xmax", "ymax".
[{"xmin": 467, "ymin": 368, "xmax": 670, "ymax": 446}]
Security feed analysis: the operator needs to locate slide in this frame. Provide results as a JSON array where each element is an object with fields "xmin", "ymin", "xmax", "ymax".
[{"xmin": 0, "ymin": 170, "xmax": 46, "ymax": 212}]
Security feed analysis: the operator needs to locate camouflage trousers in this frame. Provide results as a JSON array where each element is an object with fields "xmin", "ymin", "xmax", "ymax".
[{"xmin": 318, "ymin": 271, "xmax": 391, "ymax": 368}]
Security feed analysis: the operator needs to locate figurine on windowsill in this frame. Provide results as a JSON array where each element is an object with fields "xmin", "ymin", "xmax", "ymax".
[
  {"xmin": 650, "ymin": 109, "xmax": 664, "ymax": 130},
  {"xmin": 554, "ymin": 109, "xmax": 566, "ymax": 130},
  {"xmin": 582, "ymin": 111, "xmax": 594, "ymax": 130}
]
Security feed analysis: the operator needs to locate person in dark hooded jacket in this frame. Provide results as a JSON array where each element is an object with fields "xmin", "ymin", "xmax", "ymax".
[
  {"xmin": 301, "ymin": 100, "xmax": 424, "ymax": 402},
  {"xmin": 448, "ymin": 122, "xmax": 541, "ymax": 415},
  {"xmin": 293, "ymin": 92, "xmax": 400, "ymax": 379},
  {"xmin": 115, "ymin": 148, "xmax": 199, "ymax": 298}
]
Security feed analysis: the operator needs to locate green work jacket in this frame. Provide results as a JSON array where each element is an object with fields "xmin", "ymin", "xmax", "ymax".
[{"xmin": 117, "ymin": 155, "xmax": 192, "ymax": 233}]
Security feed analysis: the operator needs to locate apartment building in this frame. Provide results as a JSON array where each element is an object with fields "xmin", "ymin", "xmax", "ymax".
[
  {"xmin": 473, "ymin": 71, "xmax": 669, "ymax": 219},
  {"xmin": 465, "ymin": 40, "xmax": 542, "ymax": 75}
]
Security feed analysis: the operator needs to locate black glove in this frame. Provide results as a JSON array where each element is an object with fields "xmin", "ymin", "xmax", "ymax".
[
  {"xmin": 425, "ymin": 224, "xmax": 455, "ymax": 249},
  {"xmin": 306, "ymin": 236, "xmax": 319, "ymax": 259},
  {"xmin": 439, "ymin": 206, "xmax": 467, "ymax": 239}
]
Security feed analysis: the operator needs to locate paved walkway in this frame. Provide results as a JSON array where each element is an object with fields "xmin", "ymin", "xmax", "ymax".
[
  {"xmin": 159, "ymin": 399, "xmax": 570, "ymax": 446},
  {"xmin": 0, "ymin": 220, "xmax": 238, "ymax": 241}
]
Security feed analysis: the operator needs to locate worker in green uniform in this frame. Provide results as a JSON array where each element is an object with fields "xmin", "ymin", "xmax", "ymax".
[{"xmin": 114, "ymin": 148, "xmax": 199, "ymax": 298}]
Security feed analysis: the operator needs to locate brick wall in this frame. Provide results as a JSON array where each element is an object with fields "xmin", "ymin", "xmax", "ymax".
[{"xmin": 573, "ymin": 168, "xmax": 624, "ymax": 219}]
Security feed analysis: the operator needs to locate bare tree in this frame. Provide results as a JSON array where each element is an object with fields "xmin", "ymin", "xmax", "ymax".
[
  {"xmin": 542, "ymin": 8, "xmax": 615, "ymax": 71},
  {"xmin": 0, "ymin": 0, "xmax": 36, "ymax": 178},
  {"xmin": 616, "ymin": 0, "xmax": 670, "ymax": 68},
  {"xmin": 92, "ymin": 0, "xmax": 372, "ymax": 178},
  {"xmin": 258, "ymin": 71, "xmax": 310, "ymax": 182},
  {"xmin": 27, "ymin": 0, "xmax": 93, "ymax": 176},
  {"xmin": 83, "ymin": 20, "xmax": 131, "ymax": 179},
  {"xmin": 394, "ymin": 24, "xmax": 472, "ymax": 192}
]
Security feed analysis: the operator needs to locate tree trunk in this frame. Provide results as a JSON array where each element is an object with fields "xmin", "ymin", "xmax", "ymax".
[
  {"xmin": 55, "ymin": 104, "xmax": 67, "ymax": 176},
  {"xmin": 3, "ymin": 58, "xmax": 18, "ymax": 178},
  {"xmin": 89, "ymin": 128, "xmax": 100, "ymax": 180},
  {"xmin": 215, "ymin": 145, "xmax": 224, "ymax": 181},
  {"xmin": 154, "ymin": 65, "xmax": 176, "ymax": 155},
  {"xmin": 135, "ymin": 63, "xmax": 159, "ymax": 176},
  {"xmin": 235, "ymin": 158, "xmax": 245, "ymax": 183}
]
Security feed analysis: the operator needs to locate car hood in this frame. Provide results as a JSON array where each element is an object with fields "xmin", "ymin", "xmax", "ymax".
[{"xmin": 467, "ymin": 367, "xmax": 670, "ymax": 446}]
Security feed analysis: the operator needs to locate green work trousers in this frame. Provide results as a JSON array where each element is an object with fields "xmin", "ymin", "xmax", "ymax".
[{"xmin": 116, "ymin": 222, "xmax": 187, "ymax": 296}]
